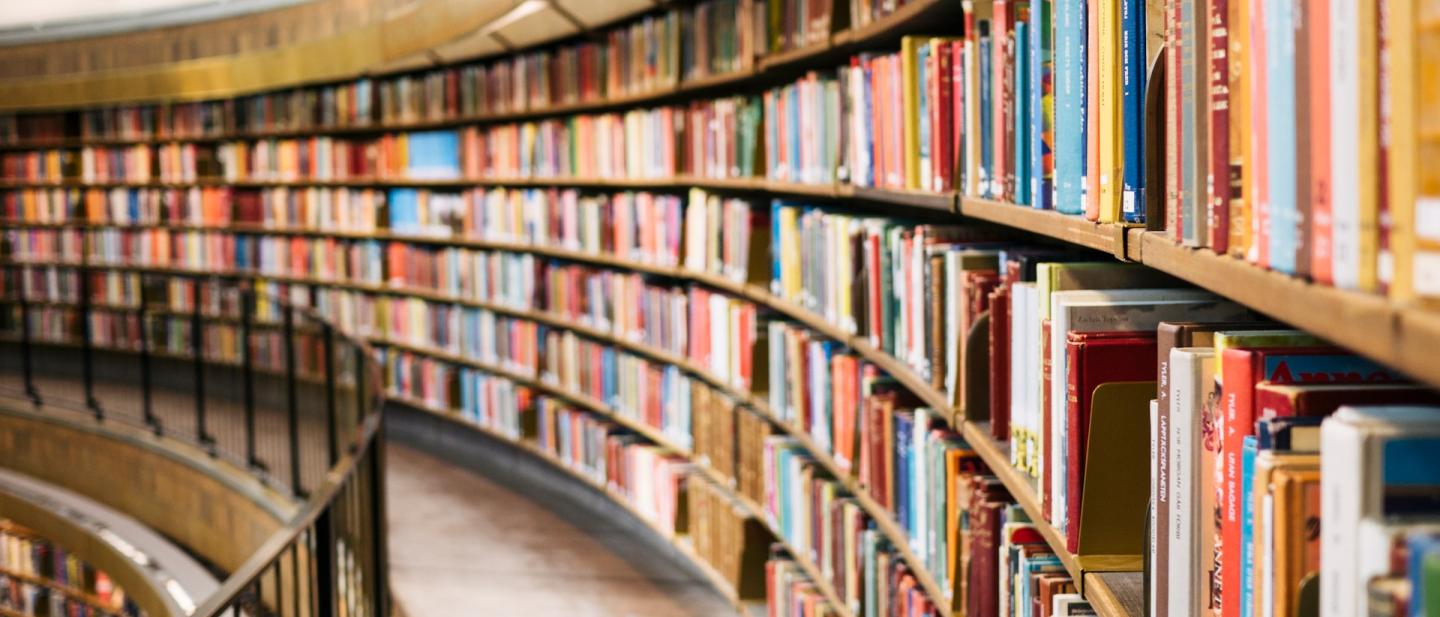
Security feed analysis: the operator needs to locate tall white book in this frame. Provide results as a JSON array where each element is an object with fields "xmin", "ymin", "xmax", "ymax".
[{"xmin": 1167, "ymin": 347, "xmax": 1214, "ymax": 617}]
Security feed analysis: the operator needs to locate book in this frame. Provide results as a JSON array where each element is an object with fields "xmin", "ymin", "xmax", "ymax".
[{"xmin": 1320, "ymin": 406, "xmax": 1440, "ymax": 617}]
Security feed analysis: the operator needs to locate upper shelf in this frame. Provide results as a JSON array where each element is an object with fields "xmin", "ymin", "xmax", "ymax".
[{"xmin": 0, "ymin": 0, "xmax": 960, "ymax": 147}]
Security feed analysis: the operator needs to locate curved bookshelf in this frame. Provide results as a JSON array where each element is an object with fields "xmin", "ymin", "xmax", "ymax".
[{"xmin": 3, "ymin": 0, "xmax": 1432, "ymax": 613}]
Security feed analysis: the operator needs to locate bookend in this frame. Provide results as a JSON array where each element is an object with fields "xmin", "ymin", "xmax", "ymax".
[
  {"xmin": 1075, "ymin": 380, "xmax": 1153, "ymax": 587},
  {"xmin": 1144, "ymin": 44, "xmax": 1167, "ymax": 232}
]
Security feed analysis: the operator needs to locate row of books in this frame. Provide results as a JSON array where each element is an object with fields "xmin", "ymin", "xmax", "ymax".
[
  {"xmin": 3, "ymin": 187, "xmax": 235, "ymax": 226},
  {"xmin": 0, "ymin": 574, "xmax": 130, "ymax": 617},
  {"xmin": 1160, "ymin": 0, "xmax": 1440, "ymax": 305},
  {"xmin": 0, "ymin": 0, "xmax": 954, "ymax": 146},
  {"xmin": 0, "ymin": 524, "xmax": 135, "ymax": 616},
  {"xmin": 3, "ymin": 186, "xmax": 699, "ymax": 271}
]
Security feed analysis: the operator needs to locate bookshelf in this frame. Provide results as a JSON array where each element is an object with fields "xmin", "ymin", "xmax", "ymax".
[{"xmin": 6, "ymin": 0, "xmax": 1440, "ymax": 614}]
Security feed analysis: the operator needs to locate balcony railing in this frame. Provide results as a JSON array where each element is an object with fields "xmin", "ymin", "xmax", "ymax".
[{"xmin": 0, "ymin": 263, "xmax": 387, "ymax": 617}]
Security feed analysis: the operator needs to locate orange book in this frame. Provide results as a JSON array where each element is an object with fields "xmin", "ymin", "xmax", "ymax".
[{"xmin": 1307, "ymin": 0, "xmax": 1334, "ymax": 283}]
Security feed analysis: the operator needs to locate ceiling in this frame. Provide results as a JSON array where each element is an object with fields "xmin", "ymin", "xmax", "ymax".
[{"xmin": 0, "ymin": 0, "xmax": 309, "ymax": 44}]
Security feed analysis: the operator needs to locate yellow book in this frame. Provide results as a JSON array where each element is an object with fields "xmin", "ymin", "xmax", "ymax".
[
  {"xmin": 836, "ymin": 217, "xmax": 854, "ymax": 332},
  {"xmin": 1229, "ymin": 0, "xmax": 1251, "ymax": 256},
  {"xmin": 1387, "ymin": 0, "xmax": 1440, "ymax": 303},
  {"xmin": 901, "ymin": 36, "xmax": 925, "ymax": 190},
  {"xmin": 1096, "ymin": 0, "xmax": 1122, "ymax": 222},
  {"xmin": 1358, "ymin": 0, "xmax": 1380, "ymax": 291}
]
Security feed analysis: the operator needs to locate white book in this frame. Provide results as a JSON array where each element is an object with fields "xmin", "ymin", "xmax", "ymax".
[
  {"xmin": 1047, "ymin": 289, "xmax": 1248, "ymax": 529},
  {"xmin": 1149, "ymin": 397, "xmax": 1160, "ymax": 617},
  {"xmin": 1320, "ymin": 406, "xmax": 1440, "ymax": 617},
  {"xmin": 1168, "ymin": 347, "xmax": 1213, "ymax": 617},
  {"xmin": 1025, "ymin": 282, "xmax": 1043, "ymax": 478},
  {"xmin": 1010, "ymin": 282, "xmax": 1035, "ymax": 467},
  {"xmin": 1328, "ymin": 0, "xmax": 1360, "ymax": 289}
]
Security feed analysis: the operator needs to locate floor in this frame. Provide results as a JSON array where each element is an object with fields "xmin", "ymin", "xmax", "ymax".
[{"xmin": 385, "ymin": 444, "xmax": 737, "ymax": 617}]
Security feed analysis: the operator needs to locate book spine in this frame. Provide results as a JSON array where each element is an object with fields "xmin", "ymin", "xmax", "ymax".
[
  {"xmin": 1265, "ymin": 0, "xmax": 1298, "ymax": 275},
  {"xmin": 1032, "ymin": 0, "xmax": 1055, "ymax": 211},
  {"xmin": 1063, "ymin": 338, "xmax": 1083, "ymax": 553},
  {"xmin": 1328, "ymin": 0, "xmax": 1359, "ymax": 288},
  {"xmin": 1239, "ymin": 436, "xmax": 1258, "ymax": 617},
  {"xmin": 994, "ymin": 0, "xmax": 1011, "ymax": 200},
  {"xmin": 1209, "ymin": 0, "xmax": 1232, "ymax": 249},
  {"xmin": 1054, "ymin": 0, "xmax": 1084, "ymax": 215},
  {"xmin": 1016, "ymin": 20, "xmax": 1032, "ymax": 207},
  {"xmin": 1083, "ymin": 0, "xmax": 1100, "ymax": 220},
  {"xmin": 1168, "ymin": 0, "xmax": 1183, "ymax": 240},
  {"xmin": 1307, "ymin": 0, "xmax": 1333, "ymax": 284},
  {"xmin": 1120, "ymin": 0, "xmax": 1146, "ymax": 222},
  {"xmin": 1248, "ymin": 0, "xmax": 1270, "ymax": 265}
]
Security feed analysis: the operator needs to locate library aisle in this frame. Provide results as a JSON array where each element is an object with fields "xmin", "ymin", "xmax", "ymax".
[{"xmin": 386, "ymin": 444, "xmax": 736, "ymax": 616}]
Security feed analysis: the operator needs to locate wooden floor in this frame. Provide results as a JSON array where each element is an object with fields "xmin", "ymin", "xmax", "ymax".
[{"xmin": 385, "ymin": 443, "xmax": 736, "ymax": 617}]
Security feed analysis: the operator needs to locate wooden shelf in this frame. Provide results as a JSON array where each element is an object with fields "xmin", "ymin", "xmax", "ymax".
[
  {"xmin": 1136, "ymin": 231, "xmax": 1440, "ymax": 388},
  {"xmin": 958, "ymin": 197, "xmax": 1142, "ymax": 259}
]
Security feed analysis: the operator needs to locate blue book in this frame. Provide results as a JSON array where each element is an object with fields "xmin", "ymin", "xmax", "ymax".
[
  {"xmin": 979, "ymin": 30, "xmax": 994, "ymax": 198},
  {"xmin": 787, "ymin": 86, "xmax": 802, "ymax": 182},
  {"xmin": 405, "ymin": 130, "xmax": 461, "ymax": 179},
  {"xmin": 770, "ymin": 200, "xmax": 784, "ymax": 289},
  {"xmin": 601, "ymin": 346, "xmax": 616, "ymax": 407},
  {"xmin": 1241, "ymin": 435, "xmax": 1258, "ymax": 617},
  {"xmin": 234, "ymin": 236, "xmax": 251, "ymax": 269},
  {"xmin": 388, "ymin": 189, "xmax": 419, "ymax": 233},
  {"xmin": 1408, "ymin": 534, "xmax": 1440, "ymax": 617},
  {"xmin": 1013, "ymin": 22, "xmax": 1031, "ymax": 206},
  {"xmin": 808, "ymin": 340, "xmax": 834, "ymax": 449},
  {"xmin": 1265, "ymin": 0, "xmax": 1298, "ymax": 271},
  {"xmin": 1120, "ymin": 0, "xmax": 1147, "ymax": 222},
  {"xmin": 1054, "ymin": 0, "xmax": 1085, "ymax": 214},
  {"xmin": 460, "ymin": 369, "xmax": 476, "ymax": 420},
  {"xmin": 894, "ymin": 411, "xmax": 914, "ymax": 534},
  {"xmin": 1031, "ymin": 0, "xmax": 1054, "ymax": 210}
]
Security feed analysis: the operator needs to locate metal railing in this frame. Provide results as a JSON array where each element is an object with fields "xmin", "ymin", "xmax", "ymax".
[{"xmin": 0, "ymin": 262, "xmax": 388, "ymax": 617}]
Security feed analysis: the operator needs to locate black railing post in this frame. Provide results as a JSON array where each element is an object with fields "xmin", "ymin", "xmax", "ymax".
[
  {"xmin": 78, "ymin": 237, "xmax": 101, "ymax": 421},
  {"xmin": 192, "ymin": 277, "xmax": 213, "ymax": 452},
  {"xmin": 241, "ymin": 282, "xmax": 260, "ymax": 470},
  {"xmin": 369, "ymin": 439, "xmax": 388, "ymax": 617},
  {"xmin": 16, "ymin": 266, "xmax": 41, "ymax": 407},
  {"xmin": 353, "ymin": 351, "xmax": 366, "ymax": 450},
  {"xmin": 323, "ymin": 323, "xmax": 339, "ymax": 467},
  {"xmin": 314, "ymin": 507, "xmax": 336, "ymax": 617},
  {"xmin": 283, "ymin": 305, "xmax": 304, "ymax": 497},
  {"xmin": 137, "ymin": 275, "xmax": 158, "ymax": 435}
]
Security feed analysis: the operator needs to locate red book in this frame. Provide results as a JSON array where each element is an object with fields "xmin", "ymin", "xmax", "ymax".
[
  {"xmin": 1208, "ymin": 0, "xmax": 1232, "ymax": 251},
  {"xmin": 993, "ymin": 0, "xmax": 1013, "ymax": 200},
  {"xmin": 934, "ymin": 41, "xmax": 955, "ymax": 192},
  {"xmin": 1064, "ymin": 331, "xmax": 1157, "ymax": 553},
  {"xmin": 1217, "ymin": 347, "xmax": 1407, "ymax": 616},
  {"xmin": 987, "ymin": 284, "xmax": 1012, "ymax": 440},
  {"xmin": 953, "ymin": 40, "xmax": 966, "ymax": 193},
  {"xmin": 1254, "ymin": 382, "xmax": 1440, "ymax": 420}
]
